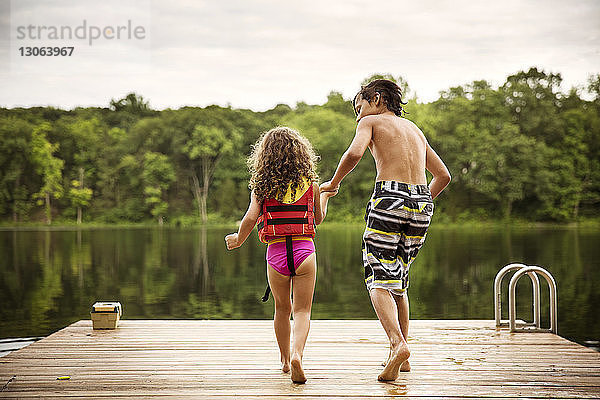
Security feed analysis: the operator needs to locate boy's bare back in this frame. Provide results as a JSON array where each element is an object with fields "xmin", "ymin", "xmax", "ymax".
[
  {"xmin": 364, "ymin": 114, "xmax": 427, "ymax": 185},
  {"xmin": 321, "ymin": 79, "xmax": 450, "ymax": 200}
]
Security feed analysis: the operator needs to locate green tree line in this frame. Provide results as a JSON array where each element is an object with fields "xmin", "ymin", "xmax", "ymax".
[{"xmin": 1, "ymin": 68, "xmax": 598, "ymax": 225}]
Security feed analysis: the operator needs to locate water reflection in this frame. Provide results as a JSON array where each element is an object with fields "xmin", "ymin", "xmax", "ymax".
[
  {"xmin": 385, "ymin": 383, "xmax": 409, "ymax": 396},
  {"xmin": 0, "ymin": 226, "xmax": 598, "ymax": 349}
]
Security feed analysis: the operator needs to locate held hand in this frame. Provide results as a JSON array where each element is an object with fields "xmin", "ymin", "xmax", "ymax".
[
  {"xmin": 320, "ymin": 180, "xmax": 339, "ymax": 194},
  {"xmin": 321, "ymin": 189, "xmax": 338, "ymax": 198},
  {"xmin": 225, "ymin": 233, "xmax": 240, "ymax": 250}
]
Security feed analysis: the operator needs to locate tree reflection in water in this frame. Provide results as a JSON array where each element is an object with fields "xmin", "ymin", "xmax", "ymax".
[{"xmin": 0, "ymin": 226, "xmax": 598, "ymax": 349}]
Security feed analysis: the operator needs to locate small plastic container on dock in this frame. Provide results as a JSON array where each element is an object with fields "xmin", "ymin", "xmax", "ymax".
[{"xmin": 91, "ymin": 301, "xmax": 122, "ymax": 329}]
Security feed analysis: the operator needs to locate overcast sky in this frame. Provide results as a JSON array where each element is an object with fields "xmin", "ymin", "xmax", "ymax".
[{"xmin": 1, "ymin": 0, "xmax": 599, "ymax": 110}]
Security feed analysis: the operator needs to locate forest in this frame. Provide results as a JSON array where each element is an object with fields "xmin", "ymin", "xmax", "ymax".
[{"xmin": 1, "ymin": 68, "xmax": 599, "ymax": 225}]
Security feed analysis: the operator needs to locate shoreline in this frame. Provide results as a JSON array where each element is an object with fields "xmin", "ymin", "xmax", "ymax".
[{"xmin": 1, "ymin": 219, "xmax": 599, "ymax": 231}]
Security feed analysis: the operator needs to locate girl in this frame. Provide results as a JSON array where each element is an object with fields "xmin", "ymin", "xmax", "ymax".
[{"xmin": 225, "ymin": 126, "xmax": 335, "ymax": 384}]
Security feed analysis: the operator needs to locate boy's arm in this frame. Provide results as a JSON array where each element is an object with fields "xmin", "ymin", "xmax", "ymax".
[
  {"xmin": 312, "ymin": 182, "xmax": 337, "ymax": 225},
  {"xmin": 321, "ymin": 116, "xmax": 374, "ymax": 192},
  {"xmin": 425, "ymin": 143, "xmax": 451, "ymax": 199},
  {"xmin": 225, "ymin": 191, "xmax": 262, "ymax": 249}
]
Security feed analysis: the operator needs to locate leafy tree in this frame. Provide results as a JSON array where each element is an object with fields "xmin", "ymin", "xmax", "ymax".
[
  {"xmin": 30, "ymin": 123, "xmax": 64, "ymax": 224},
  {"xmin": 56, "ymin": 116, "xmax": 104, "ymax": 220},
  {"xmin": 322, "ymin": 91, "xmax": 354, "ymax": 117},
  {"xmin": 93, "ymin": 127, "xmax": 129, "ymax": 219},
  {"xmin": 183, "ymin": 124, "xmax": 238, "ymax": 223},
  {"xmin": 0, "ymin": 117, "xmax": 35, "ymax": 221},
  {"xmin": 427, "ymin": 81, "xmax": 540, "ymax": 219},
  {"xmin": 110, "ymin": 93, "xmax": 153, "ymax": 116},
  {"xmin": 116, "ymin": 154, "xmax": 146, "ymax": 221},
  {"xmin": 68, "ymin": 168, "xmax": 93, "ymax": 224},
  {"xmin": 129, "ymin": 116, "xmax": 172, "ymax": 155},
  {"xmin": 473, "ymin": 124, "xmax": 541, "ymax": 219},
  {"xmin": 501, "ymin": 67, "xmax": 563, "ymax": 145},
  {"xmin": 142, "ymin": 152, "xmax": 175, "ymax": 225},
  {"xmin": 107, "ymin": 93, "xmax": 156, "ymax": 129},
  {"xmin": 587, "ymin": 73, "xmax": 600, "ymax": 105},
  {"xmin": 0, "ymin": 67, "xmax": 599, "ymax": 224}
]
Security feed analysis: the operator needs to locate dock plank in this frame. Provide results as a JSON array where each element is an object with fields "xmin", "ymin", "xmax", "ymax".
[{"xmin": 1, "ymin": 320, "xmax": 599, "ymax": 398}]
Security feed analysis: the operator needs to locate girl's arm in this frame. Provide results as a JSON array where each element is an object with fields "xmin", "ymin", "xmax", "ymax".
[
  {"xmin": 225, "ymin": 191, "xmax": 262, "ymax": 250},
  {"xmin": 313, "ymin": 182, "xmax": 337, "ymax": 225}
]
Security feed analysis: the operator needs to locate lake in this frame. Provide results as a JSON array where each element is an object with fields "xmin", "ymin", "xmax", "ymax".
[{"xmin": 0, "ymin": 225, "xmax": 598, "ymax": 350}]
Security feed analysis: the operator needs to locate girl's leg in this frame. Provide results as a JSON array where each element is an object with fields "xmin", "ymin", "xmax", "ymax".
[
  {"xmin": 267, "ymin": 265, "xmax": 292, "ymax": 372},
  {"xmin": 290, "ymin": 252, "xmax": 317, "ymax": 383}
]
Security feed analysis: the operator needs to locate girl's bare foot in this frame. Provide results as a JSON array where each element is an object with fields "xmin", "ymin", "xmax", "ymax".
[
  {"xmin": 281, "ymin": 355, "xmax": 291, "ymax": 373},
  {"xmin": 290, "ymin": 354, "xmax": 307, "ymax": 384},
  {"xmin": 378, "ymin": 343, "xmax": 410, "ymax": 381}
]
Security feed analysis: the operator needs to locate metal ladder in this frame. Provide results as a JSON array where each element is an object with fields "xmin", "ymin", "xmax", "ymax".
[{"xmin": 494, "ymin": 263, "xmax": 558, "ymax": 334}]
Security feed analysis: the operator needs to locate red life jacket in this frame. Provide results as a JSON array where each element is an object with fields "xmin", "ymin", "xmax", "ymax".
[{"xmin": 257, "ymin": 184, "xmax": 315, "ymax": 244}]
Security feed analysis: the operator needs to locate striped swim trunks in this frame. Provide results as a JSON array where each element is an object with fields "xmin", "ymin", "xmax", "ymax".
[{"xmin": 362, "ymin": 181, "xmax": 434, "ymax": 295}]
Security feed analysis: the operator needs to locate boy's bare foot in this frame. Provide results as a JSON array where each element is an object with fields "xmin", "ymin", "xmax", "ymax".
[
  {"xmin": 378, "ymin": 343, "xmax": 410, "ymax": 381},
  {"xmin": 290, "ymin": 354, "xmax": 307, "ymax": 384},
  {"xmin": 400, "ymin": 359, "xmax": 411, "ymax": 372},
  {"xmin": 382, "ymin": 354, "xmax": 410, "ymax": 372},
  {"xmin": 381, "ymin": 350, "xmax": 391, "ymax": 366}
]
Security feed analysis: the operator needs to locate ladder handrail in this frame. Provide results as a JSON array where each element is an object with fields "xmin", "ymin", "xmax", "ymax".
[
  {"xmin": 508, "ymin": 265, "xmax": 558, "ymax": 334},
  {"xmin": 494, "ymin": 263, "xmax": 541, "ymax": 328}
]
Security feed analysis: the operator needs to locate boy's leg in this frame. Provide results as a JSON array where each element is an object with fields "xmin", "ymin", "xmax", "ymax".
[
  {"xmin": 383, "ymin": 292, "xmax": 410, "ymax": 371},
  {"xmin": 267, "ymin": 265, "xmax": 292, "ymax": 372},
  {"xmin": 394, "ymin": 292, "xmax": 409, "ymax": 340},
  {"xmin": 290, "ymin": 253, "xmax": 317, "ymax": 383},
  {"xmin": 393, "ymin": 292, "xmax": 411, "ymax": 371},
  {"xmin": 370, "ymin": 288, "xmax": 410, "ymax": 381}
]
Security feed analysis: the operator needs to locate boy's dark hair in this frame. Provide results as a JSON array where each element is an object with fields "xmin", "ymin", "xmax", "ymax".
[{"xmin": 353, "ymin": 79, "xmax": 408, "ymax": 117}]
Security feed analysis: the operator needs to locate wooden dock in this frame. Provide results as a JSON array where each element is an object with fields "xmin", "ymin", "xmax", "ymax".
[{"xmin": 1, "ymin": 320, "xmax": 599, "ymax": 398}]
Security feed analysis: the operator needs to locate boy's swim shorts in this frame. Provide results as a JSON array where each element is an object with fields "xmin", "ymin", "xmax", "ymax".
[{"xmin": 362, "ymin": 181, "xmax": 434, "ymax": 296}]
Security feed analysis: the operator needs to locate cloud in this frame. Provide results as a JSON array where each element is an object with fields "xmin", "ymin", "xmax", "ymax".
[{"xmin": 1, "ymin": 0, "xmax": 598, "ymax": 110}]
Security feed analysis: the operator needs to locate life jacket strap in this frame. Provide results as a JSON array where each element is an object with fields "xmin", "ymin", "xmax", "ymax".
[
  {"xmin": 266, "ymin": 205, "xmax": 308, "ymax": 212},
  {"xmin": 286, "ymin": 236, "xmax": 296, "ymax": 276},
  {"xmin": 257, "ymin": 218, "xmax": 309, "ymax": 232},
  {"xmin": 260, "ymin": 236, "xmax": 296, "ymax": 302},
  {"xmin": 261, "ymin": 284, "xmax": 271, "ymax": 302}
]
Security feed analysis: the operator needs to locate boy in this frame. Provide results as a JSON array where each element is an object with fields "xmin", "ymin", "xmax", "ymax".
[{"xmin": 320, "ymin": 79, "xmax": 451, "ymax": 381}]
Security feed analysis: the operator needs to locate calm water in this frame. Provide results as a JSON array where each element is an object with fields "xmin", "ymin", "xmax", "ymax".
[{"xmin": 0, "ymin": 226, "xmax": 598, "ymax": 349}]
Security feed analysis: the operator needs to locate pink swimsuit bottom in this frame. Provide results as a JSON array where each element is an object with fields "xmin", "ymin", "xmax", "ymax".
[{"xmin": 266, "ymin": 236, "xmax": 315, "ymax": 276}]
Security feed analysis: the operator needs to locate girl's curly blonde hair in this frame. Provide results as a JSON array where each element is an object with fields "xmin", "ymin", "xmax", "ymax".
[{"xmin": 248, "ymin": 126, "xmax": 319, "ymax": 202}]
